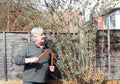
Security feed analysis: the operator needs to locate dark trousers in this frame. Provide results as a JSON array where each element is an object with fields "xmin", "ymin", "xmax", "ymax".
[{"xmin": 23, "ymin": 81, "xmax": 46, "ymax": 84}]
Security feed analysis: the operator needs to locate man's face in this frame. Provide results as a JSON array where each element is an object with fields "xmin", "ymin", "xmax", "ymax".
[{"xmin": 34, "ymin": 32, "xmax": 45, "ymax": 44}]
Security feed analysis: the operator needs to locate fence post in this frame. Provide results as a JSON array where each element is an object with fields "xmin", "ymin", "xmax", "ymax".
[
  {"xmin": 28, "ymin": 32, "xmax": 30, "ymax": 42},
  {"xmin": 3, "ymin": 31, "xmax": 7, "ymax": 81},
  {"xmin": 108, "ymin": 21, "xmax": 111, "ymax": 79}
]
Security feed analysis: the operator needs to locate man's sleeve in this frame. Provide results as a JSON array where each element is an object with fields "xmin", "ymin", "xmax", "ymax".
[{"xmin": 13, "ymin": 44, "xmax": 28, "ymax": 65}]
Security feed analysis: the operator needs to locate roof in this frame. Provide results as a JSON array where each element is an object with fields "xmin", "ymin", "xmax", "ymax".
[
  {"xmin": 102, "ymin": 8, "xmax": 120, "ymax": 16},
  {"xmin": 108, "ymin": 8, "xmax": 120, "ymax": 14}
]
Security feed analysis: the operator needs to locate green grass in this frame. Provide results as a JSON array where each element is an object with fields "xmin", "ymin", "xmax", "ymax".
[{"xmin": 0, "ymin": 79, "xmax": 22, "ymax": 84}]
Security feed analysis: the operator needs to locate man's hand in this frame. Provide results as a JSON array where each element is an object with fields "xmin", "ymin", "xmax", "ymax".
[
  {"xmin": 49, "ymin": 66, "xmax": 55, "ymax": 72},
  {"xmin": 25, "ymin": 57, "xmax": 39, "ymax": 63}
]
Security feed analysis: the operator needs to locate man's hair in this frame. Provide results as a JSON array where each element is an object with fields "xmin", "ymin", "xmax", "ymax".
[
  {"xmin": 31, "ymin": 27, "xmax": 44, "ymax": 37},
  {"xmin": 30, "ymin": 27, "xmax": 44, "ymax": 41}
]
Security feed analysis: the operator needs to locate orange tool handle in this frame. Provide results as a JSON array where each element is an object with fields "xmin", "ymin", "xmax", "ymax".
[
  {"xmin": 38, "ymin": 49, "xmax": 49, "ymax": 59},
  {"xmin": 51, "ymin": 52, "xmax": 55, "ymax": 66}
]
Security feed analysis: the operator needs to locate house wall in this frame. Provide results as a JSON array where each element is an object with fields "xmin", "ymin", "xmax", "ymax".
[
  {"xmin": 95, "ymin": 17, "xmax": 104, "ymax": 30},
  {"xmin": 52, "ymin": 11, "xmax": 81, "ymax": 33}
]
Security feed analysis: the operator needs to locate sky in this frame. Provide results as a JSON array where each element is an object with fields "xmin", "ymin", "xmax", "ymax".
[
  {"xmin": 27, "ymin": 0, "xmax": 120, "ymax": 21},
  {"xmin": 28, "ymin": 0, "xmax": 72, "ymax": 11}
]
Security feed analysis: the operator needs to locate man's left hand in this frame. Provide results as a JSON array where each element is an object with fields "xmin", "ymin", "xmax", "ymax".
[{"xmin": 49, "ymin": 66, "xmax": 55, "ymax": 72}]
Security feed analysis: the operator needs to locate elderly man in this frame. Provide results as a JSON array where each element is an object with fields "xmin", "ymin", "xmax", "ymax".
[{"xmin": 14, "ymin": 27, "xmax": 54, "ymax": 84}]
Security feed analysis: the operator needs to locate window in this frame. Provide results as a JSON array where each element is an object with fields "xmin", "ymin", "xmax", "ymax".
[
  {"xmin": 104, "ymin": 13, "xmax": 116, "ymax": 29},
  {"xmin": 104, "ymin": 17, "xmax": 109, "ymax": 29},
  {"xmin": 110, "ymin": 14, "xmax": 116, "ymax": 29}
]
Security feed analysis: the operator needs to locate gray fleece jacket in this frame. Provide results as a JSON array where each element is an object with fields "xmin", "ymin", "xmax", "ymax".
[{"xmin": 14, "ymin": 41, "xmax": 50, "ymax": 83}]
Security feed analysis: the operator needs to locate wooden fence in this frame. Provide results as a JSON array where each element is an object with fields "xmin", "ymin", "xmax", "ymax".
[
  {"xmin": 0, "ymin": 32, "xmax": 30, "ymax": 81},
  {"xmin": 96, "ymin": 30, "xmax": 120, "ymax": 79},
  {"xmin": 0, "ymin": 31, "xmax": 120, "ymax": 81}
]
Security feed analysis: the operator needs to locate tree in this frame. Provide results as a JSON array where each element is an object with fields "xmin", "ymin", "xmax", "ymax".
[
  {"xmin": 41, "ymin": 0, "xmax": 120, "ymax": 84},
  {"xmin": 0, "ymin": 0, "xmax": 52, "ymax": 31}
]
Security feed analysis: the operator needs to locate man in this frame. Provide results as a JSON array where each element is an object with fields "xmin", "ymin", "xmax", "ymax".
[{"xmin": 14, "ymin": 27, "xmax": 54, "ymax": 84}]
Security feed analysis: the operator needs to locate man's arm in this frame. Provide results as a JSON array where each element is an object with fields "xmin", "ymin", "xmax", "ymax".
[{"xmin": 14, "ymin": 43, "xmax": 39, "ymax": 65}]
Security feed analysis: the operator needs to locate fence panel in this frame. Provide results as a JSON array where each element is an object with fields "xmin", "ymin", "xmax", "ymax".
[
  {"xmin": 0, "ymin": 32, "xmax": 4, "ymax": 79},
  {"xmin": 96, "ymin": 30, "xmax": 120, "ymax": 80},
  {"xmin": 0, "ymin": 32, "xmax": 29, "ymax": 80}
]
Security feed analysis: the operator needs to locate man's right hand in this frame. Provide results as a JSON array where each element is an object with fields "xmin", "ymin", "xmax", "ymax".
[{"xmin": 25, "ymin": 57, "xmax": 39, "ymax": 63}]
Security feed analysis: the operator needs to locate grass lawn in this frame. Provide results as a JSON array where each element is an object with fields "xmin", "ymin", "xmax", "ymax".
[{"xmin": 0, "ymin": 80, "xmax": 22, "ymax": 84}]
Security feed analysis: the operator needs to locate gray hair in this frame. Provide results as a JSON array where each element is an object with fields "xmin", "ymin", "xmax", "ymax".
[
  {"xmin": 31, "ymin": 27, "xmax": 44, "ymax": 36},
  {"xmin": 30, "ymin": 27, "xmax": 44, "ymax": 41}
]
